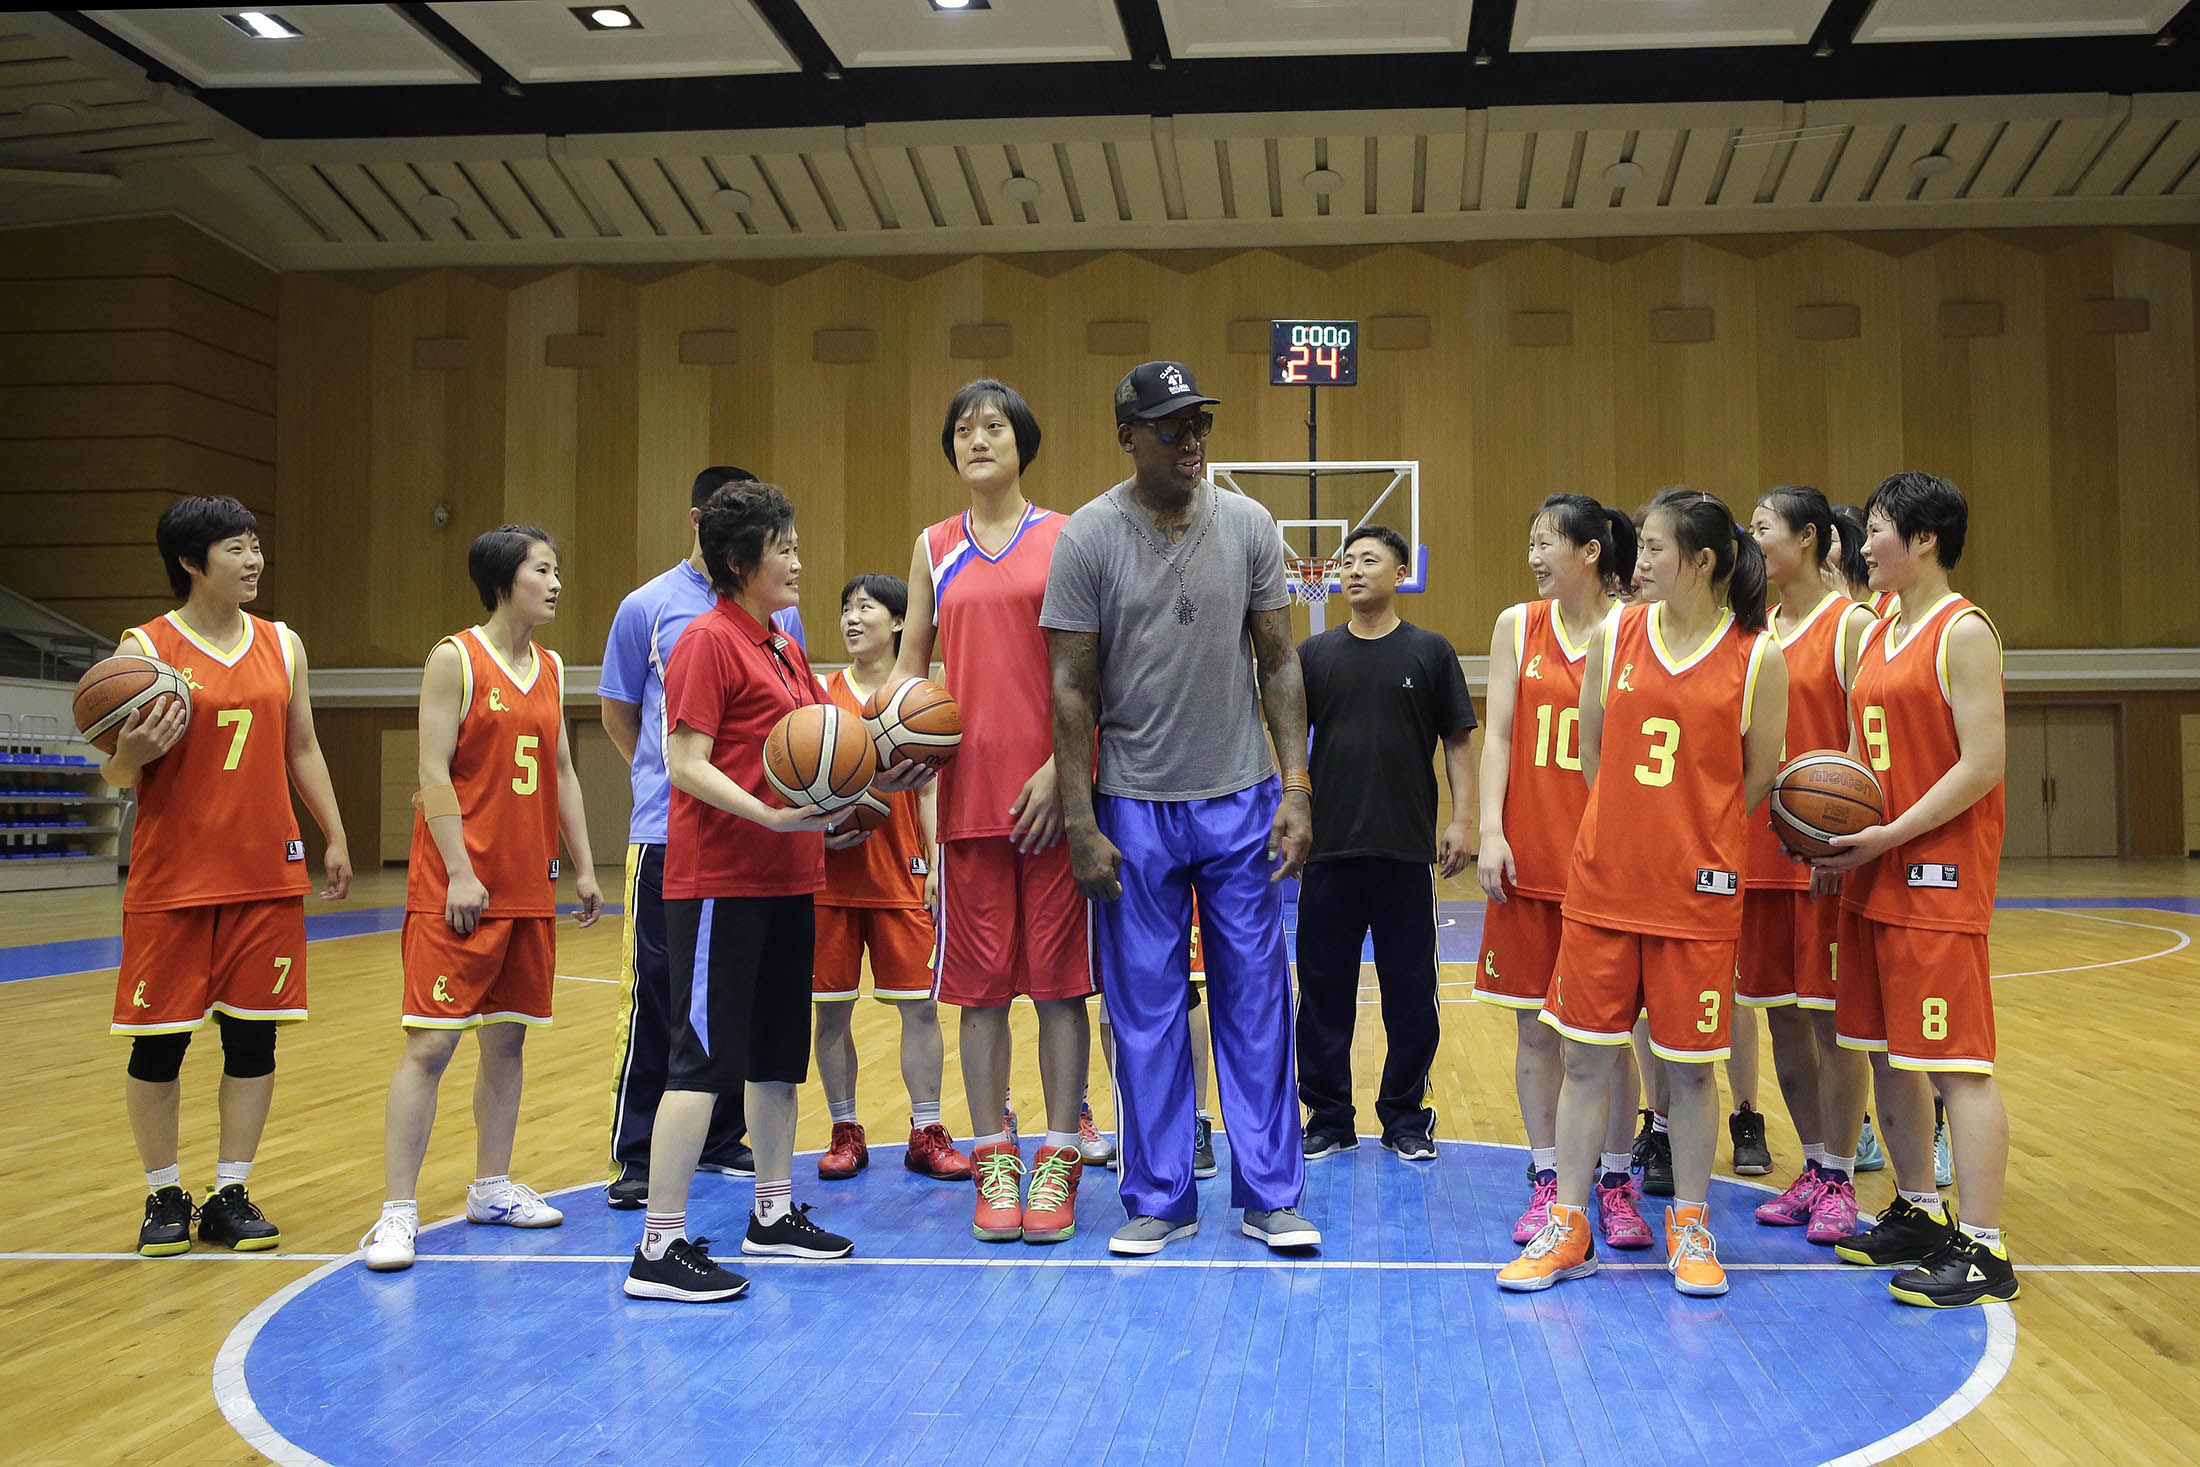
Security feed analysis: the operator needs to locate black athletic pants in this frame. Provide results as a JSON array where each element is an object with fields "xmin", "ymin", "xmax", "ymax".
[
  {"xmin": 1293, "ymin": 857, "xmax": 1439, "ymax": 1140},
  {"xmin": 606, "ymin": 843, "xmax": 747, "ymax": 1177}
]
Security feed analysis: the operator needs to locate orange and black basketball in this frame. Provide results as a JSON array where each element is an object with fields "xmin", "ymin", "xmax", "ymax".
[
  {"xmin": 764, "ymin": 703, "xmax": 878, "ymax": 813},
  {"xmin": 71, "ymin": 655, "xmax": 193, "ymax": 757},
  {"xmin": 826, "ymin": 789, "xmax": 892, "ymax": 837},
  {"xmin": 1769, "ymin": 750, "xmax": 1884, "ymax": 859},
  {"xmin": 860, "ymin": 676, "xmax": 962, "ymax": 770}
]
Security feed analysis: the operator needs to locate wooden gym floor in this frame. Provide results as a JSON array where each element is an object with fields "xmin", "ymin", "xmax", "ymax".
[{"xmin": 1, "ymin": 858, "xmax": 2196, "ymax": 1465}]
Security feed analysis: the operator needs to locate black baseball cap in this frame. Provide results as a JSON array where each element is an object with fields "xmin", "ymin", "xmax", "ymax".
[{"xmin": 1114, "ymin": 361, "xmax": 1220, "ymax": 424}]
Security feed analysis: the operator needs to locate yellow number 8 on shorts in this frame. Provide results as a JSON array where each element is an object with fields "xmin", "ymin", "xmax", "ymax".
[{"xmin": 1921, "ymin": 996, "xmax": 1948, "ymax": 1041}]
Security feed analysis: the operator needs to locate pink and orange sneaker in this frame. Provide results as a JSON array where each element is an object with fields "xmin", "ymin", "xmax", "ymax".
[
  {"xmin": 1021, "ymin": 1143, "xmax": 1083, "ymax": 1244},
  {"xmin": 818, "ymin": 1121, "xmax": 867, "ymax": 1180},
  {"xmin": 971, "ymin": 1141, "xmax": 1024, "ymax": 1242},
  {"xmin": 1806, "ymin": 1176, "xmax": 1859, "ymax": 1246},
  {"xmin": 904, "ymin": 1122, "xmax": 971, "ymax": 1180},
  {"xmin": 1513, "ymin": 1172, "xmax": 1559, "ymax": 1245},
  {"xmin": 1754, "ymin": 1167, "xmax": 1826, "ymax": 1226},
  {"xmin": 1594, "ymin": 1173, "xmax": 1654, "ymax": 1250}
]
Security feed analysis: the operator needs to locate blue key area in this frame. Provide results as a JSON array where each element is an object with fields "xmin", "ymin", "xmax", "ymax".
[{"xmin": 226, "ymin": 1141, "xmax": 1998, "ymax": 1467}]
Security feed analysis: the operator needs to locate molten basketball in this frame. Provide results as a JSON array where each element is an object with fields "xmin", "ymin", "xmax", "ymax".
[
  {"xmin": 764, "ymin": 703, "xmax": 878, "ymax": 813},
  {"xmin": 71, "ymin": 655, "xmax": 193, "ymax": 756},
  {"xmin": 826, "ymin": 789, "xmax": 892, "ymax": 837},
  {"xmin": 860, "ymin": 676, "xmax": 962, "ymax": 770},
  {"xmin": 1770, "ymin": 749, "xmax": 1885, "ymax": 860}
]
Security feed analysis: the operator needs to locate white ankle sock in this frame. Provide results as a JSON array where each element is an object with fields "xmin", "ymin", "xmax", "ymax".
[
  {"xmin": 1958, "ymin": 1221, "xmax": 2003, "ymax": 1252},
  {"xmin": 1802, "ymin": 1143, "xmax": 1828, "ymax": 1170},
  {"xmin": 754, "ymin": 1178, "xmax": 792, "ymax": 1226},
  {"xmin": 1823, "ymin": 1152, "xmax": 1856, "ymax": 1179},
  {"xmin": 215, "ymin": 1160, "xmax": 251, "ymax": 1190},
  {"xmin": 641, "ymin": 1211, "xmax": 684, "ymax": 1260},
  {"xmin": 1531, "ymin": 1147, "xmax": 1558, "ymax": 1173},
  {"xmin": 1900, "ymin": 1188, "xmax": 1947, "ymax": 1220},
  {"xmin": 382, "ymin": 1199, "xmax": 417, "ymax": 1218},
  {"xmin": 1599, "ymin": 1152, "xmax": 1630, "ymax": 1179},
  {"xmin": 972, "ymin": 1130, "xmax": 1009, "ymax": 1149},
  {"xmin": 828, "ymin": 1098, "xmax": 858, "ymax": 1124},
  {"xmin": 147, "ymin": 1164, "xmax": 181, "ymax": 1193},
  {"xmin": 911, "ymin": 1100, "xmax": 942, "ymax": 1128},
  {"xmin": 1042, "ymin": 1130, "xmax": 1078, "ymax": 1151}
]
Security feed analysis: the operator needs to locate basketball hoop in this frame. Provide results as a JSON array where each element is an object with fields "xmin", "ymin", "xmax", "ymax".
[{"xmin": 1286, "ymin": 556, "xmax": 1337, "ymax": 607}]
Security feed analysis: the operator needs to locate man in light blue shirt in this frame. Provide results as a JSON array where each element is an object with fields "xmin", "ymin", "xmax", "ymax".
[{"xmin": 596, "ymin": 466, "xmax": 803, "ymax": 1206}]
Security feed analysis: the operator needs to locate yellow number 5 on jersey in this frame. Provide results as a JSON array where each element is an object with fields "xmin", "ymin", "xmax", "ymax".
[{"xmin": 512, "ymin": 734, "xmax": 540, "ymax": 796}]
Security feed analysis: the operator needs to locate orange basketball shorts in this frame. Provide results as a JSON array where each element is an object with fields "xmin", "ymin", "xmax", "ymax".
[
  {"xmin": 1541, "ymin": 917, "xmax": 1737, "ymax": 1063},
  {"xmin": 935, "ymin": 836, "xmax": 1092, "ymax": 1007},
  {"xmin": 1737, "ymin": 888, "xmax": 1840, "ymax": 1010},
  {"xmin": 814, "ymin": 903, "xmax": 938, "ymax": 1001},
  {"xmin": 112, "ymin": 897, "xmax": 308, "ymax": 1034},
  {"xmin": 1833, "ymin": 909, "xmax": 1995, "ymax": 1073},
  {"xmin": 1475, "ymin": 894, "xmax": 1565, "ymax": 1008},
  {"xmin": 401, "ymin": 913, "xmax": 556, "ymax": 1029}
]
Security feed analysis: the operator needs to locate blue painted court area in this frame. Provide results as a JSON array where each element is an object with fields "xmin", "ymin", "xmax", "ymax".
[{"xmin": 222, "ymin": 1141, "xmax": 2002, "ymax": 1467}]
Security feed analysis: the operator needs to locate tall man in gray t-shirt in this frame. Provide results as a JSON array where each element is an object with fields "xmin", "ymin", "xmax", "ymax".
[{"xmin": 1041, "ymin": 361, "xmax": 1320, "ymax": 1256}]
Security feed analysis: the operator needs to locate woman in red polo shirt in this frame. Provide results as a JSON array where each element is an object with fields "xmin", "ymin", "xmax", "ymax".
[{"xmin": 623, "ymin": 481, "xmax": 865, "ymax": 1304}]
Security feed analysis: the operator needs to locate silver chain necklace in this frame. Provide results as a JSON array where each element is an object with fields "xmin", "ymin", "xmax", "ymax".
[{"xmin": 1111, "ymin": 485, "xmax": 1214, "ymax": 625}]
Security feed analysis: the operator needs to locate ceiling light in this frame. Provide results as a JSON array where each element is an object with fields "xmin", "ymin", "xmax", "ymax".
[
  {"xmin": 1910, "ymin": 152, "xmax": 1954, "ymax": 179},
  {"xmin": 929, "ymin": 1, "xmax": 992, "ymax": 10},
  {"xmin": 711, "ymin": 187, "xmax": 752, "ymax": 212},
  {"xmin": 572, "ymin": 5, "xmax": 641, "ymax": 30},
  {"xmin": 1813, "ymin": 43, "xmax": 1835, "ymax": 58},
  {"xmin": 1301, "ymin": 168, "xmax": 1343, "ymax": 196},
  {"xmin": 1603, "ymin": 160, "xmax": 1645, "ymax": 188},
  {"xmin": 222, "ymin": 11, "xmax": 300, "ymax": 39},
  {"xmin": 2154, "ymin": 33, "xmax": 2176, "ymax": 48},
  {"xmin": 1000, "ymin": 175, "xmax": 1042, "ymax": 204},
  {"xmin": 418, "ymin": 193, "xmax": 461, "ymax": 220}
]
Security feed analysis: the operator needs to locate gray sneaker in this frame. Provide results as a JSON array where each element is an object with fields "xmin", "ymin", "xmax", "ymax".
[
  {"xmin": 1108, "ymin": 1214, "xmax": 1199, "ymax": 1256},
  {"xmin": 1193, "ymin": 1116, "xmax": 1218, "ymax": 1180},
  {"xmin": 1243, "ymin": 1207, "xmax": 1321, "ymax": 1250}
]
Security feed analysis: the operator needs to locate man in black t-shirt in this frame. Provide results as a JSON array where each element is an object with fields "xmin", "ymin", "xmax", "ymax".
[{"xmin": 1294, "ymin": 525, "xmax": 1476, "ymax": 1161}]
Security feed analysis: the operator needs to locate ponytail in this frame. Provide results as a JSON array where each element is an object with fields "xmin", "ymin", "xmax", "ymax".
[
  {"xmin": 1534, "ymin": 493, "xmax": 1634, "ymax": 596},
  {"xmin": 1601, "ymin": 507, "xmax": 1638, "ymax": 598},
  {"xmin": 1829, "ymin": 504, "xmax": 1872, "ymax": 594},
  {"xmin": 1647, "ymin": 488, "xmax": 1767, "ymax": 634}
]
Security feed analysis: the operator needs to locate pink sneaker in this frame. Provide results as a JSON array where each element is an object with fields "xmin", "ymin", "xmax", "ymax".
[
  {"xmin": 1806, "ymin": 1176, "xmax": 1859, "ymax": 1245},
  {"xmin": 1754, "ymin": 1168, "xmax": 1826, "ymax": 1226},
  {"xmin": 1594, "ymin": 1174, "xmax": 1654, "ymax": 1250},
  {"xmin": 1513, "ymin": 1174, "xmax": 1558, "ymax": 1245}
]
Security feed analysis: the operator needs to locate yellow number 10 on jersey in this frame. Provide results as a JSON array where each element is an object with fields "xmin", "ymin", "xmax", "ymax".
[{"xmin": 1532, "ymin": 703, "xmax": 1582, "ymax": 770}]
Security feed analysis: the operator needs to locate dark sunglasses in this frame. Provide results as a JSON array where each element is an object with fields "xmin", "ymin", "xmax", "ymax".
[{"xmin": 1145, "ymin": 411, "xmax": 1214, "ymax": 446}]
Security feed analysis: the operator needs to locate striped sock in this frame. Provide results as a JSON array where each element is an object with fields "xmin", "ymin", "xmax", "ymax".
[
  {"xmin": 755, "ymin": 1178, "xmax": 793, "ymax": 1226},
  {"xmin": 911, "ymin": 1100, "xmax": 942, "ymax": 1129},
  {"xmin": 642, "ymin": 1211, "xmax": 684, "ymax": 1260},
  {"xmin": 828, "ymin": 1098, "xmax": 858, "ymax": 1124}
]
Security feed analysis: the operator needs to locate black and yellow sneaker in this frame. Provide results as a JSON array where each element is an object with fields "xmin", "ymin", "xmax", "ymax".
[
  {"xmin": 1889, "ymin": 1230, "xmax": 2019, "ymax": 1308},
  {"xmin": 197, "ymin": 1183, "xmax": 281, "ymax": 1252},
  {"xmin": 1833, "ymin": 1194, "xmax": 1952, "ymax": 1268},
  {"xmin": 138, "ymin": 1185, "xmax": 195, "ymax": 1257}
]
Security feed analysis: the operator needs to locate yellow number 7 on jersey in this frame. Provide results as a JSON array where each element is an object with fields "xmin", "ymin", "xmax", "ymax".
[{"xmin": 216, "ymin": 709, "xmax": 253, "ymax": 771}]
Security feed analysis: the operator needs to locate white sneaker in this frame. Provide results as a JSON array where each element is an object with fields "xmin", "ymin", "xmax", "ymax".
[
  {"xmin": 361, "ymin": 1210, "xmax": 418, "ymax": 1272},
  {"xmin": 466, "ymin": 1180, "xmax": 564, "ymax": 1228}
]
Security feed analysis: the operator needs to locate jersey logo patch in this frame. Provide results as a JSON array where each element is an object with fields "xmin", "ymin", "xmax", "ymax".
[
  {"xmin": 285, "ymin": 840, "xmax": 305, "ymax": 862},
  {"xmin": 1523, "ymin": 653, "xmax": 1544, "ymax": 681},
  {"xmin": 488, "ymin": 688, "xmax": 510, "ymax": 712},
  {"xmin": 1402, "ymin": 676, "xmax": 1414, "ymax": 689},
  {"xmin": 910, "ymin": 856, "xmax": 929, "ymax": 877},
  {"xmin": 1695, "ymin": 868, "xmax": 1740, "ymax": 896},
  {"xmin": 432, "ymin": 976, "xmax": 452, "ymax": 1003},
  {"xmin": 177, "ymin": 665, "xmax": 207, "ymax": 693},
  {"xmin": 548, "ymin": 858, "xmax": 561, "ymax": 879},
  {"xmin": 1482, "ymin": 951, "xmax": 1499, "ymax": 979},
  {"xmin": 131, "ymin": 980, "xmax": 150, "ymax": 1009},
  {"xmin": 1907, "ymin": 863, "xmax": 1959, "ymax": 889},
  {"xmin": 1616, "ymin": 662, "xmax": 1636, "ymax": 694}
]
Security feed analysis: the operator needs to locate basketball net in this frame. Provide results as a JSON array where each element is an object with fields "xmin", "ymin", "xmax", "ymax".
[{"xmin": 1286, "ymin": 557, "xmax": 1336, "ymax": 608}]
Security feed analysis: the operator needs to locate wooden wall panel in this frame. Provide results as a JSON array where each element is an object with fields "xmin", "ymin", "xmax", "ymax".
[{"xmin": 2111, "ymin": 233, "xmax": 2200, "ymax": 642}]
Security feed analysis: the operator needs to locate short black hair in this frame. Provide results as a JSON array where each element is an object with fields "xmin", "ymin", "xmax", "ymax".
[
  {"xmin": 692, "ymin": 465, "xmax": 759, "ymax": 510},
  {"xmin": 698, "ymin": 481, "xmax": 795, "ymax": 598},
  {"xmin": 155, "ymin": 496, "xmax": 259, "ymax": 600},
  {"xmin": 1341, "ymin": 524, "xmax": 1410, "ymax": 567},
  {"xmin": 842, "ymin": 573, "xmax": 909, "ymax": 654},
  {"xmin": 468, "ymin": 525, "xmax": 556, "ymax": 613},
  {"xmin": 940, "ymin": 379, "xmax": 1042, "ymax": 472},
  {"xmin": 1865, "ymin": 471, "xmax": 1969, "ymax": 569}
]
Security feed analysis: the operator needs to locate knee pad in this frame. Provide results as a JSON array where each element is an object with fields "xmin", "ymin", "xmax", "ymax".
[
  {"xmin": 127, "ymin": 1031, "xmax": 191, "ymax": 1084},
  {"xmin": 217, "ymin": 1014, "xmax": 278, "ymax": 1079}
]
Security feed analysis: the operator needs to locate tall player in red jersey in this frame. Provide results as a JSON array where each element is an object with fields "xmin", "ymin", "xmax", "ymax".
[
  {"xmin": 894, "ymin": 379, "xmax": 1092, "ymax": 1245},
  {"xmin": 1743, "ymin": 487, "xmax": 1877, "ymax": 1245},
  {"xmin": 363, "ymin": 527, "xmax": 602, "ymax": 1273},
  {"xmin": 1816, "ymin": 472, "xmax": 2016, "ymax": 1308},
  {"xmin": 103, "ymin": 496, "xmax": 351, "ymax": 1257},
  {"xmin": 1476, "ymin": 495, "xmax": 1653, "ymax": 1253},
  {"xmin": 1499, "ymin": 491, "xmax": 1787, "ymax": 1298}
]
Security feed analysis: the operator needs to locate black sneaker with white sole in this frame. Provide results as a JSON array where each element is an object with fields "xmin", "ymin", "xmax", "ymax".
[
  {"xmin": 742, "ymin": 1203, "xmax": 854, "ymax": 1258},
  {"xmin": 605, "ymin": 1168, "xmax": 647, "ymax": 1210},
  {"xmin": 1302, "ymin": 1128, "xmax": 1358, "ymax": 1160},
  {"xmin": 625, "ymin": 1236, "xmax": 749, "ymax": 1302},
  {"xmin": 700, "ymin": 1143, "xmax": 756, "ymax": 1177},
  {"xmin": 1729, "ymin": 1106, "xmax": 1772, "ymax": 1176},
  {"xmin": 1381, "ymin": 1131, "xmax": 1438, "ymax": 1162},
  {"xmin": 1192, "ymin": 1116, "xmax": 1219, "ymax": 1180}
]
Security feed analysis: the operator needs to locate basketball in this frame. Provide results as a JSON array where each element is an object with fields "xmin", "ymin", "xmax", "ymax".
[
  {"xmin": 763, "ymin": 703, "xmax": 878, "ymax": 813},
  {"xmin": 860, "ymin": 676, "xmax": 962, "ymax": 770},
  {"xmin": 70, "ymin": 655, "xmax": 193, "ymax": 756},
  {"xmin": 826, "ymin": 789, "xmax": 892, "ymax": 837},
  {"xmin": 1769, "ymin": 749, "xmax": 1885, "ymax": 859}
]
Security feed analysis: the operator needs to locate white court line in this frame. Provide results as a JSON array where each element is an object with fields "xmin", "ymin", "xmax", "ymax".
[
  {"xmin": 1989, "ymin": 910, "xmax": 2191, "ymax": 978},
  {"xmin": 1827, "ymin": 1304, "xmax": 2016, "ymax": 1467}
]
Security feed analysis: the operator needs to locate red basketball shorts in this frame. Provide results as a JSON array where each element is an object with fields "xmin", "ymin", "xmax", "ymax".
[
  {"xmin": 1542, "ymin": 917, "xmax": 1737, "ymax": 1063},
  {"xmin": 112, "ymin": 898, "xmax": 308, "ymax": 1034},
  {"xmin": 1737, "ymin": 888, "xmax": 1840, "ymax": 1010},
  {"xmin": 935, "ymin": 836, "xmax": 1092, "ymax": 1007},
  {"xmin": 1475, "ymin": 894, "xmax": 1564, "ymax": 1008},
  {"xmin": 814, "ymin": 904, "xmax": 937, "ymax": 1001},
  {"xmin": 401, "ymin": 913, "xmax": 556, "ymax": 1028},
  {"xmin": 1834, "ymin": 909, "xmax": 1995, "ymax": 1073}
]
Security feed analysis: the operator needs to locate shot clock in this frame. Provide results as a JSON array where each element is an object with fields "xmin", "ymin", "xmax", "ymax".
[{"xmin": 1270, "ymin": 320, "xmax": 1358, "ymax": 387}]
